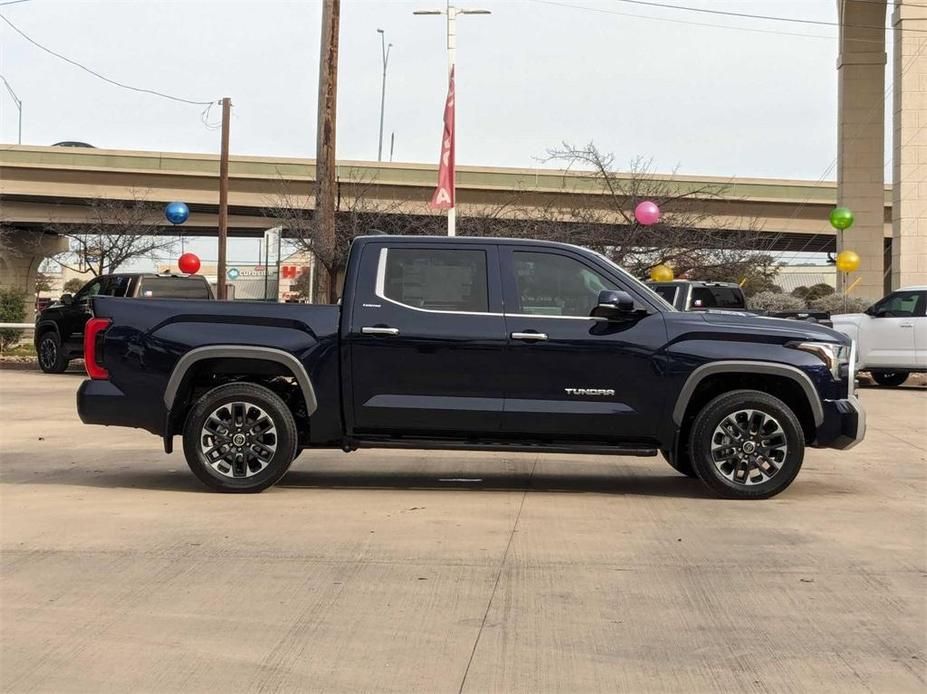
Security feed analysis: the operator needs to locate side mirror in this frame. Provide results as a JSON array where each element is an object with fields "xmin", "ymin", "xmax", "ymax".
[
  {"xmin": 591, "ymin": 289, "xmax": 637, "ymax": 320},
  {"xmin": 59, "ymin": 293, "xmax": 73, "ymax": 306}
]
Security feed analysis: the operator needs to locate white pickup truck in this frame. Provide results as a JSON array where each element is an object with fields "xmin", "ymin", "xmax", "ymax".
[{"xmin": 831, "ymin": 286, "xmax": 927, "ymax": 386}]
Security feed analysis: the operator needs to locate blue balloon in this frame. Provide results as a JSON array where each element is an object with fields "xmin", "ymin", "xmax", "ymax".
[{"xmin": 164, "ymin": 201, "xmax": 190, "ymax": 225}]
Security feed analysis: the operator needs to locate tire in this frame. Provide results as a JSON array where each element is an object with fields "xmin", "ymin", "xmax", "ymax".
[
  {"xmin": 182, "ymin": 382, "xmax": 298, "ymax": 493},
  {"xmin": 37, "ymin": 332, "xmax": 69, "ymax": 373},
  {"xmin": 871, "ymin": 371, "xmax": 909, "ymax": 387},
  {"xmin": 689, "ymin": 390, "xmax": 805, "ymax": 500},
  {"xmin": 661, "ymin": 448, "xmax": 697, "ymax": 478}
]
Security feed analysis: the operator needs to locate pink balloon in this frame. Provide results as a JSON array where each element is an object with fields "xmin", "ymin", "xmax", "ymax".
[{"xmin": 634, "ymin": 200, "xmax": 661, "ymax": 226}]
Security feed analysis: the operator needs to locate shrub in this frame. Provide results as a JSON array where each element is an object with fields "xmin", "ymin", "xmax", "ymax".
[
  {"xmin": 0, "ymin": 287, "xmax": 27, "ymax": 349},
  {"xmin": 792, "ymin": 283, "xmax": 835, "ymax": 303},
  {"xmin": 748, "ymin": 291, "xmax": 805, "ymax": 313},
  {"xmin": 809, "ymin": 294, "xmax": 870, "ymax": 315}
]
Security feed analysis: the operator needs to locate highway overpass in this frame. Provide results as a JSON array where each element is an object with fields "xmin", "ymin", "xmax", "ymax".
[{"xmin": 0, "ymin": 144, "xmax": 891, "ymax": 250}]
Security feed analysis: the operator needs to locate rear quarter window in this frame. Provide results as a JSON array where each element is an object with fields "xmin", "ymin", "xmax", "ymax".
[{"xmin": 137, "ymin": 277, "xmax": 213, "ymax": 300}]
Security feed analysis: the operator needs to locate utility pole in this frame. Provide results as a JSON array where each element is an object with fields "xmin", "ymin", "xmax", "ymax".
[
  {"xmin": 0, "ymin": 74, "xmax": 22, "ymax": 145},
  {"xmin": 316, "ymin": 0, "xmax": 340, "ymax": 303},
  {"xmin": 376, "ymin": 29, "xmax": 393, "ymax": 162},
  {"xmin": 414, "ymin": 3, "xmax": 490, "ymax": 236},
  {"xmin": 217, "ymin": 97, "xmax": 231, "ymax": 300}
]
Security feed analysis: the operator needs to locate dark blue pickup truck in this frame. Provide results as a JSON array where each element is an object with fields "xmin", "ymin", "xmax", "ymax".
[{"xmin": 77, "ymin": 235, "xmax": 864, "ymax": 499}]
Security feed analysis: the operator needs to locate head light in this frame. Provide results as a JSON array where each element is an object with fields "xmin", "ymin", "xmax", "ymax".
[{"xmin": 788, "ymin": 341, "xmax": 851, "ymax": 380}]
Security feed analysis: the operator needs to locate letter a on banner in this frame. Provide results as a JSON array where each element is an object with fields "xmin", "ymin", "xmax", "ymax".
[{"xmin": 430, "ymin": 67, "xmax": 456, "ymax": 210}]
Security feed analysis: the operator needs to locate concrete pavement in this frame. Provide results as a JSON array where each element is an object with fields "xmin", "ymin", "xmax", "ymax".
[{"xmin": 1, "ymin": 370, "xmax": 925, "ymax": 692}]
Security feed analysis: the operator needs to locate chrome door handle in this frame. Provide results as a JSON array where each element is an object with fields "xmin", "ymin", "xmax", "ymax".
[
  {"xmin": 362, "ymin": 326, "xmax": 399, "ymax": 336},
  {"xmin": 511, "ymin": 331, "xmax": 548, "ymax": 341}
]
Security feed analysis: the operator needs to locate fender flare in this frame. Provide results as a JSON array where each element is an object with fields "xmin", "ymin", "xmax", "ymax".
[
  {"xmin": 163, "ymin": 345, "xmax": 318, "ymax": 416},
  {"xmin": 34, "ymin": 321, "xmax": 60, "ymax": 339},
  {"xmin": 672, "ymin": 361, "xmax": 824, "ymax": 427}
]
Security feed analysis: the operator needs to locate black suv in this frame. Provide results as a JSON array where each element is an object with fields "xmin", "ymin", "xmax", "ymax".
[{"xmin": 35, "ymin": 273, "xmax": 213, "ymax": 373}]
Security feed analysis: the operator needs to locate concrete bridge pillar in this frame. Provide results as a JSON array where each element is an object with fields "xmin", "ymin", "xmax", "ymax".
[
  {"xmin": 837, "ymin": 0, "xmax": 888, "ymax": 302},
  {"xmin": 891, "ymin": 1, "xmax": 927, "ymax": 289},
  {"xmin": 0, "ymin": 230, "xmax": 68, "ymax": 321}
]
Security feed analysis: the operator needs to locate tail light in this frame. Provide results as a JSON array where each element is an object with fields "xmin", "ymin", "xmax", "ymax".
[{"xmin": 84, "ymin": 318, "xmax": 111, "ymax": 380}]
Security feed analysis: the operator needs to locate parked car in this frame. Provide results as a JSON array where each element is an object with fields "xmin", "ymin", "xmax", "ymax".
[
  {"xmin": 77, "ymin": 236, "xmax": 864, "ymax": 499},
  {"xmin": 35, "ymin": 273, "xmax": 214, "ymax": 373},
  {"xmin": 831, "ymin": 286, "xmax": 927, "ymax": 386},
  {"xmin": 647, "ymin": 279, "xmax": 832, "ymax": 325}
]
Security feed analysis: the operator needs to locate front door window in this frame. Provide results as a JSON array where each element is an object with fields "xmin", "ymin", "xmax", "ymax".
[{"xmin": 512, "ymin": 251, "xmax": 617, "ymax": 317}]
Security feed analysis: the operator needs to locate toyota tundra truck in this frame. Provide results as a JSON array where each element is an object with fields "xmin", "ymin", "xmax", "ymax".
[{"xmin": 77, "ymin": 236, "xmax": 865, "ymax": 499}]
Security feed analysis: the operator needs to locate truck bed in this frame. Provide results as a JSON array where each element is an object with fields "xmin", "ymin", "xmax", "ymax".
[{"xmin": 81, "ymin": 297, "xmax": 341, "ymax": 437}]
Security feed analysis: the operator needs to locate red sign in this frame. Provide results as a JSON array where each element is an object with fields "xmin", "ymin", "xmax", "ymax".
[
  {"xmin": 430, "ymin": 67, "xmax": 455, "ymax": 210},
  {"xmin": 281, "ymin": 265, "xmax": 308, "ymax": 279}
]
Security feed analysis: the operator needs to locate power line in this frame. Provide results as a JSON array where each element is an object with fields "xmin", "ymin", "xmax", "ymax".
[
  {"xmin": 0, "ymin": 13, "xmax": 214, "ymax": 106},
  {"xmin": 529, "ymin": 0, "xmax": 882, "ymax": 42},
  {"xmin": 533, "ymin": 0, "xmax": 927, "ymax": 41},
  {"xmin": 609, "ymin": 0, "xmax": 927, "ymax": 32}
]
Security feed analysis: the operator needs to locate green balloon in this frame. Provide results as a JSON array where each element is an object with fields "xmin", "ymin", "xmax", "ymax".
[{"xmin": 830, "ymin": 206, "xmax": 855, "ymax": 231}]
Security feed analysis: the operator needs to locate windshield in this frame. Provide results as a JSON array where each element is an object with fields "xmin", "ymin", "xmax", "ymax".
[{"xmin": 587, "ymin": 250, "xmax": 678, "ymax": 311}]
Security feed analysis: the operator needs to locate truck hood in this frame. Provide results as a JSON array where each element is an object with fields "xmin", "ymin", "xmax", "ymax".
[
  {"xmin": 830, "ymin": 313, "xmax": 866, "ymax": 327},
  {"xmin": 698, "ymin": 311, "xmax": 849, "ymax": 344}
]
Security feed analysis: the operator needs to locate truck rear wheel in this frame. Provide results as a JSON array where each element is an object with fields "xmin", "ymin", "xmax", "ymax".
[
  {"xmin": 182, "ymin": 382, "xmax": 298, "ymax": 493},
  {"xmin": 871, "ymin": 371, "xmax": 908, "ymax": 387},
  {"xmin": 688, "ymin": 390, "xmax": 804, "ymax": 500}
]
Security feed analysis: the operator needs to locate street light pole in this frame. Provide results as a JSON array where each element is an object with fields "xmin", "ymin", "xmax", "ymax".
[
  {"xmin": 414, "ymin": 3, "xmax": 490, "ymax": 236},
  {"xmin": 376, "ymin": 29, "xmax": 392, "ymax": 162},
  {"xmin": 0, "ymin": 74, "xmax": 22, "ymax": 144}
]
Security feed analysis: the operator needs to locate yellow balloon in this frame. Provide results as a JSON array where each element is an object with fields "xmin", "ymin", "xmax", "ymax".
[
  {"xmin": 650, "ymin": 264, "xmax": 674, "ymax": 282},
  {"xmin": 835, "ymin": 250, "xmax": 860, "ymax": 273}
]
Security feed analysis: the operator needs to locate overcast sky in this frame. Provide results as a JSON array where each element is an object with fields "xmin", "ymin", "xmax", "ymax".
[{"xmin": 0, "ymin": 0, "xmax": 896, "ymax": 265}]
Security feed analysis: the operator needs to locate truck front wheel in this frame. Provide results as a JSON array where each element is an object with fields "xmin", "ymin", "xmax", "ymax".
[
  {"xmin": 688, "ymin": 390, "xmax": 805, "ymax": 500},
  {"xmin": 37, "ymin": 332, "xmax": 69, "ymax": 373},
  {"xmin": 182, "ymin": 382, "xmax": 298, "ymax": 493}
]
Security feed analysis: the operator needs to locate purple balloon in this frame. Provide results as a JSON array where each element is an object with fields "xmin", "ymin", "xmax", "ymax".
[{"xmin": 635, "ymin": 200, "xmax": 661, "ymax": 226}]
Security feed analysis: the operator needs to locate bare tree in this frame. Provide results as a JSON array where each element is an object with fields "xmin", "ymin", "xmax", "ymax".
[
  {"xmin": 531, "ymin": 143, "xmax": 776, "ymax": 282},
  {"xmin": 266, "ymin": 169, "xmax": 432, "ymax": 302},
  {"xmin": 46, "ymin": 189, "xmax": 177, "ymax": 277},
  {"xmin": 266, "ymin": 146, "xmax": 776, "ymax": 300}
]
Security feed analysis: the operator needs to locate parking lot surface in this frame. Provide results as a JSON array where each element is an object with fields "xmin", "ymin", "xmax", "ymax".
[{"xmin": 1, "ymin": 370, "xmax": 925, "ymax": 692}]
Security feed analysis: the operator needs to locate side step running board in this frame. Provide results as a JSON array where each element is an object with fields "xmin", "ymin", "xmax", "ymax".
[{"xmin": 349, "ymin": 439, "xmax": 658, "ymax": 457}]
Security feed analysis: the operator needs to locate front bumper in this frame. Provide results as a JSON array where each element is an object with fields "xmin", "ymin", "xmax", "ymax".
[
  {"xmin": 813, "ymin": 339, "xmax": 865, "ymax": 450},
  {"xmin": 815, "ymin": 395, "xmax": 865, "ymax": 450}
]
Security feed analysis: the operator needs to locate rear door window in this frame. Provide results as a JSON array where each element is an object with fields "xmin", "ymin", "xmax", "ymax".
[
  {"xmin": 104, "ymin": 276, "xmax": 133, "ymax": 297},
  {"xmin": 381, "ymin": 248, "xmax": 488, "ymax": 312},
  {"xmin": 652, "ymin": 285, "xmax": 679, "ymax": 307},
  {"xmin": 137, "ymin": 277, "xmax": 212, "ymax": 299},
  {"xmin": 709, "ymin": 287, "xmax": 745, "ymax": 309},
  {"xmin": 691, "ymin": 287, "xmax": 716, "ymax": 309}
]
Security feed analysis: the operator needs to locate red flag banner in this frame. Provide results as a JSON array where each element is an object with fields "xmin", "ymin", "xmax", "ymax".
[{"xmin": 430, "ymin": 67, "xmax": 455, "ymax": 209}]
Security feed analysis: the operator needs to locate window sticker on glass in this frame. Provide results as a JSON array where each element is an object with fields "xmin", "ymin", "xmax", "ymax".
[
  {"xmin": 513, "ymin": 251, "xmax": 618, "ymax": 317},
  {"xmin": 382, "ymin": 248, "xmax": 488, "ymax": 312}
]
